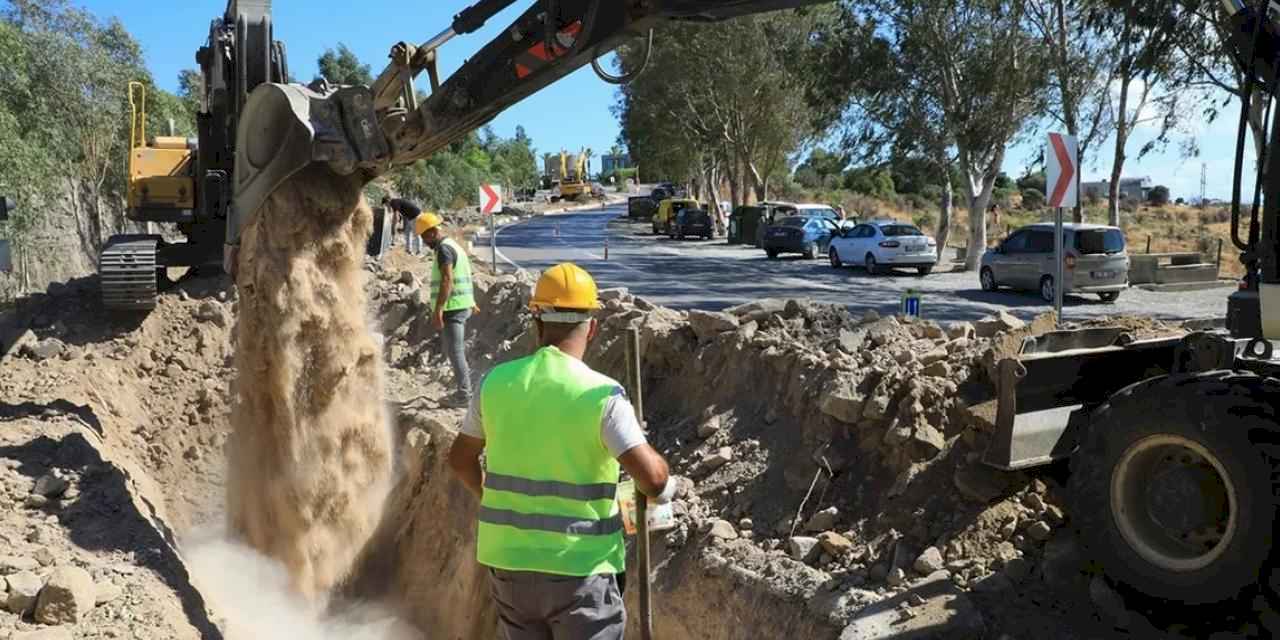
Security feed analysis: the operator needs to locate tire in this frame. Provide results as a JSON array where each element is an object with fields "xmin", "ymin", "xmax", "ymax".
[
  {"xmin": 916, "ymin": 266, "xmax": 933, "ymax": 276},
  {"xmin": 829, "ymin": 247, "xmax": 843, "ymax": 269},
  {"xmin": 980, "ymin": 267, "xmax": 997, "ymax": 292},
  {"xmin": 865, "ymin": 253, "xmax": 879, "ymax": 276},
  {"xmin": 675, "ymin": 228, "xmax": 684, "ymax": 240},
  {"xmin": 1040, "ymin": 275, "xmax": 1055, "ymax": 303},
  {"xmin": 803, "ymin": 242, "xmax": 817, "ymax": 260},
  {"xmin": 1099, "ymin": 291, "xmax": 1120, "ymax": 303},
  {"xmin": 766, "ymin": 249, "xmax": 779, "ymax": 260},
  {"xmin": 1069, "ymin": 373, "xmax": 1280, "ymax": 605}
]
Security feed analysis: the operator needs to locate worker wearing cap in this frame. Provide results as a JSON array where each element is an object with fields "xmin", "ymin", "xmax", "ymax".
[
  {"xmin": 417, "ymin": 212, "xmax": 477, "ymax": 407},
  {"xmin": 383, "ymin": 196, "xmax": 424, "ymax": 255},
  {"xmin": 448, "ymin": 262, "xmax": 674, "ymax": 640}
]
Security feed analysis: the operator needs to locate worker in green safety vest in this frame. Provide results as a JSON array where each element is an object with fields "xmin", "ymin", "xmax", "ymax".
[
  {"xmin": 448, "ymin": 262, "xmax": 675, "ymax": 640},
  {"xmin": 418, "ymin": 212, "xmax": 479, "ymax": 407}
]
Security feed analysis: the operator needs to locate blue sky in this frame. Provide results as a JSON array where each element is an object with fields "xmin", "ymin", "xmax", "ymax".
[{"xmin": 79, "ymin": 0, "xmax": 1250, "ymax": 201}]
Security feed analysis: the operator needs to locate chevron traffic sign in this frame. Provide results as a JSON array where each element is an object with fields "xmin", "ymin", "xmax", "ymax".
[
  {"xmin": 480, "ymin": 184, "xmax": 503, "ymax": 215},
  {"xmin": 1046, "ymin": 133, "xmax": 1078, "ymax": 208}
]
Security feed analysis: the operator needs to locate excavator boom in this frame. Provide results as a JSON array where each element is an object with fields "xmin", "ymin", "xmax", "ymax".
[{"xmin": 228, "ymin": 0, "xmax": 825, "ymax": 251}]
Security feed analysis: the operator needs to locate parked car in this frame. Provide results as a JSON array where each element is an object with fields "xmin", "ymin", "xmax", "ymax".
[
  {"xmin": 793, "ymin": 203, "xmax": 842, "ymax": 221},
  {"xmin": 671, "ymin": 208, "xmax": 715, "ymax": 240},
  {"xmin": 652, "ymin": 198, "xmax": 700, "ymax": 235},
  {"xmin": 763, "ymin": 215, "xmax": 842, "ymax": 259},
  {"xmin": 980, "ymin": 223, "xmax": 1129, "ymax": 302},
  {"xmin": 628, "ymin": 196, "xmax": 657, "ymax": 219},
  {"xmin": 828, "ymin": 220, "xmax": 938, "ymax": 275}
]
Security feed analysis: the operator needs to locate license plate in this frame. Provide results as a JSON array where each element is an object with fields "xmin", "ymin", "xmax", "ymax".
[
  {"xmin": 908, "ymin": 244, "xmax": 925, "ymax": 253},
  {"xmin": 1091, "ymin": 270, "xmax": 1116, "ymax": 279}
]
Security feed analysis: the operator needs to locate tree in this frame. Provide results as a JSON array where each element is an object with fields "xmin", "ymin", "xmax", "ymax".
[
  {"xmin": 1022, "ymin": 188, "xmax": 1047, "ymax": 209},
  {"xmin": 316, "ymin": 43, "xmax": 372, "ymax": 86},
  {"xmin": 1148, "ymin": 184, "xmax": 1170, "ymax": 205},
  {"xmin": 1016, "ymin": 170, "xmax": 1047, "ymax": 194}
]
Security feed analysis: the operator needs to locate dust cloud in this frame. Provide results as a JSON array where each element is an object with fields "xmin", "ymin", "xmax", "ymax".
[{"xmin": 224, "ymin": 165, "xmax": 395, "ymax": 603}]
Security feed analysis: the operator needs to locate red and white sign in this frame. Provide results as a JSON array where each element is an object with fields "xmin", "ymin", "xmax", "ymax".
[
  {"xmin": 1046, "ymin": 132, "xmax": 1078, "ymax": 208},
  {"xmin": 480, "ymin": 184, "xmax": 504, "ymax": 215}
]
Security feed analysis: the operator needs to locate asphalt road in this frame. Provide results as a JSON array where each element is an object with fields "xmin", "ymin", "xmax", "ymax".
[{"xmin": 490, "ymin": 204, "xmax": 1230, "ymax": 323}]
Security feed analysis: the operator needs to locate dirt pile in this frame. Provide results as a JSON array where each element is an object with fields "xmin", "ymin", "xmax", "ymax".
[{"xmin": 227, "ymin": 166, "xmax": 395, "ymax": 603}]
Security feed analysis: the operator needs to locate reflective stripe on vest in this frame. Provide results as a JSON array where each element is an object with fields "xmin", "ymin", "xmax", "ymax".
[
  {"xmin": 430, "ymin": 237, "xmax": 475, "ymax": 312},
  {"xmin": 477, "ymin": 346, "xmax": 626, "ymax": 576}
]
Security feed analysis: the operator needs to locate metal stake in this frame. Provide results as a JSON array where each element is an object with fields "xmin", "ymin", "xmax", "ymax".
[
  {"xmin": 1054, "ymin": 206, "xmax": 1065, "ymax": 326},
  {"xmin": 625, "ymin": 328, "xmax": 653, "ymax": 640},
  {"xmin": 490, "ymin": 213, "xmax": 498, "ymax": 275}
]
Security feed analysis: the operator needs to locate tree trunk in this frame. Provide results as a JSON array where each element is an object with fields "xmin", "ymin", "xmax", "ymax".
[
  {"xmin": 1250, "ymin": 91, "xmax": 1267, "ymax": 160},
  {"xmin": 746, "ymin": 161, "xmax": 766, "ymax": 202},
  {"xmin": 961, "ymin": 148, "xmax": 1005, "ymax": 271},
  {"xmin": 1108, "ymin": 37, "xmax": 1133, "ymax": 227},
  {"xmin": 936, "ymin": 167, "xmax": 953, "ymax": 256}
]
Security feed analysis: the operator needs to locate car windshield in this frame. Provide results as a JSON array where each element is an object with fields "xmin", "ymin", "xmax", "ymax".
[
  {"xmin": 1076, "ymin": 228, "xmax": 1125, "ymax": 254},
  {"xmin": 776, "ymin": 216, "xmax": 807, "ymax": 227},
  {"xmin": 881, "ymin": 225, "xmax": 924, "ymax": 237}
]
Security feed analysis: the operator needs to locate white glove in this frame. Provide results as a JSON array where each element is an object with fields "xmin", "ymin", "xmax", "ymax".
[{"xmin": 653, "ymin": 476, "xmax": 679, "ymax": 505}]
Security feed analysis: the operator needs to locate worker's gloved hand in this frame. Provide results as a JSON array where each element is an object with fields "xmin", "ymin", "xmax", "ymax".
[{"xmin": 652, "ymin": 475, "xmax": 681, "ymax": 505}]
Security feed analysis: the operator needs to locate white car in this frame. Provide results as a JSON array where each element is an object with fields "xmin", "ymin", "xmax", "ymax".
[{"xmin": 828, "ymin": 220, "xmax": 938, "ymax": 276}]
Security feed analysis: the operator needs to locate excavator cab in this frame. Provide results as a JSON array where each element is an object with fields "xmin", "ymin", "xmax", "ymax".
[{"xmin": 125, "ymin": 82, "xmax": 197, "ymax": 219}]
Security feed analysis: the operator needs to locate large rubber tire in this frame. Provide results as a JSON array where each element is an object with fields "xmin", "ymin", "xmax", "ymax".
[
  {"xmin": 1069, "ymin": 373, "xmax": 1280, "ymax": 605},
  {"xmin": 829, "ymin": 247, "xmax": 843, "ymax": 269},
  {"xmin": 865, "ymin": 253, "xmax": 879, "ymax": 276},
  {"xmin": 1040, "ymin": 275, "xmax": 1055, "ymax": 303},
  {"xmin": 980, "ymin": 267, "xmax": 997, "ymax": 291},
  {"xmin": 803, "ymin": 242, "xmax": 817, "ymax": 260}
]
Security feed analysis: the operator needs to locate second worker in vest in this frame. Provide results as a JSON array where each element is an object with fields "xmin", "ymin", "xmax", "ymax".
[
  {"xmin": 448, "ymin": 262, "xmax": 674, "ymax": 640},
  {"xmin": 417, "ymin": 212, "xmax": 478, "ymax": 407}
]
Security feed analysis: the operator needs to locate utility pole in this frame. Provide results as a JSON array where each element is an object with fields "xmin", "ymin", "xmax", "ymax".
[{"xmin": 1200, "ymin": 162, "xmax": 1207, "ymax": 209}]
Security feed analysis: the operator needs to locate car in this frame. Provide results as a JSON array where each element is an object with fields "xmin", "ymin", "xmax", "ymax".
[
  {"xmin": 828, "ymin": 220, "xmax": 938, "ymax": 275},
  {"xmin": 980, "ymin": 223, "xmax": 1129, "ymax": 303},
  {"xmin": 628, "ymin": 196, "xmax": 657, "ymax": 219},
  {"xmin": 671, "ymin": 208, "xmax": 715, "ymax": 240},
  {"xmin": 762, "ymin": 215, "xmax": 842, "ymax": 259},
  {"xmin": 793, "ymin": 203, "xmax": 842, "ymax": 221},
  {"xmin": 652, "ymin": 198, "xmax": 700, "ymax": 235}
]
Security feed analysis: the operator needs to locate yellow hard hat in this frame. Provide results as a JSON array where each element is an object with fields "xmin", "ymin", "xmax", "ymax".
[
  {"xmin": 530, "ymin": 263, "xmax": 600, "ymax": 321},
  {"xmin": 415, "ymin": 212, "xmax": 443, "ymax": 235}
]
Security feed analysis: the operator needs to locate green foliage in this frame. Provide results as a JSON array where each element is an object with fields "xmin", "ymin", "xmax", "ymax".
[
  {"xmin": 1022, "ymin": 188, "xmax": 1046, "ymax": 209},
  {"xmin": 1148, "ymin": 185, "xmax": 1171, "ymax": 206},
  {"xmin": 391, "ymin": 129, "xmax": 539, "ymax": 211},
  {"xmin": 842, "ymin": 166, "xmax": 895, "ymax": 199},
  {"xmin": 1016, "ymin": 171, "xmax": 1047, "ymax": 194},
  {"xmin": 994, "ymin": 172, "xmax": 1013, "ymax": 190},
  {"xmin": 912, "ymin": 210, "xmax": 936, "ymax": 231},
  {"xmin": 316, "ymin": 43, "xmax": 372, "ymax": 86}
]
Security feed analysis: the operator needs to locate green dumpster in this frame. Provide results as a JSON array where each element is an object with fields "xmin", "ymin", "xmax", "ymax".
[{"xmin": 734, "ymin": 206, "xmax": 765, "ymax": 247}]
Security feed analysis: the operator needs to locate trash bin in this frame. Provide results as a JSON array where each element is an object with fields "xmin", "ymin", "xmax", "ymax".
[{"xmin": 736, "ymin": 206, "xmax": 764, "ymax": 248}]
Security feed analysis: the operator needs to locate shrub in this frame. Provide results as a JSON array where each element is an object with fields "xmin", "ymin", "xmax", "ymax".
[
  {"xmin": 913, "ymin": 211, "xmax": 936, "ymax": 231},
  {"xmin": 1148, "ymin": 185, "xmax": 1171, "ymax": 206},
  {"xmin": 1021, "ymin": 188, "xmax": 1045, "ymax": 209}
]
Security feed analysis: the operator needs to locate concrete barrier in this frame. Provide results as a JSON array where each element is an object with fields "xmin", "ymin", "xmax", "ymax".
[{"xmin": 1129, "ymin": 252, "xmax": 1219, "ymax": 286}]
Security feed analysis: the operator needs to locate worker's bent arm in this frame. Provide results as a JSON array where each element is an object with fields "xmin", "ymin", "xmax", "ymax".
[
  {"xmin": 436, "ymin": 261, "xmax": 454, "ymax": 312},
  {"xmin": 448, "ymin": 433, "xmax": 486, "ymax": 499},
  {"xmin": 618, "ymin": 444, "xmax": 669, "ymax": 498}
]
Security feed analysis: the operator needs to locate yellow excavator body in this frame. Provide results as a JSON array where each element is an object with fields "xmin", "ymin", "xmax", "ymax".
[{"xmin": 126, "ymin": 82, "xmax": 195, "ymax": 212}]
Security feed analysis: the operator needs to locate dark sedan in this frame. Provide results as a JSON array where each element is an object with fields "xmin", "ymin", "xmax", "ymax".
[
  {"xmin": 670, "ymin": 209, "xmax": 715, "ymax": 240},
  {"xmin": 763, "ymin": 215, "xmax": 841, "ymax": 259}
]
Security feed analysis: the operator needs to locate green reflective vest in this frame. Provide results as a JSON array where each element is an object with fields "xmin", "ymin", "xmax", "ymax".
[
  {"xmin": 476, "ymin": 346, "xmax": 626, "ymax": 576},
  {"xmin": 430, "ymin": 238, "xmax": 475, "ymax": 312}
]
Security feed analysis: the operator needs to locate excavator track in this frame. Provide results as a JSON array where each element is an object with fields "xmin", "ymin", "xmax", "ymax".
[{"xmin": 99, "ymin": 235, "xmax": 162, "ymax": 311}]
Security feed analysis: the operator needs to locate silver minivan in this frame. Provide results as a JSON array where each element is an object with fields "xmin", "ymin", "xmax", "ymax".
[{"xmin": 980, "ymin": 223, "xmax": 1129, "ymax": 302}]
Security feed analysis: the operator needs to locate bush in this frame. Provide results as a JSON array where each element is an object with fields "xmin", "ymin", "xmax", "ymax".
[
  {"xmin": 1148, "ymin": 185, "xmax": 1171, "ymax": 206},
  {"xmin": 1021, "ymin": 188, "xmax": 1045, "ymax": 209},
  {"xmin": 913, "ymin": 210, "xmax": 936, "ymax": 231}
]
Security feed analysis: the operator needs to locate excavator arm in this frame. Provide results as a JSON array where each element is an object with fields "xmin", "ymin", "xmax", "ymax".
[{"xmin": 228, "ymin": 0, "xmax": 824, "ymax": 251}]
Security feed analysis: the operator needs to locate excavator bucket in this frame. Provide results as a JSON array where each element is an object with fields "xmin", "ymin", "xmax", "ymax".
[
  {"xmin": 229, "ymin": 83, "xmax": 389, "ymax": 246},
  {"xmin": 982, "ymin": 328, "xmax": 1183, "ymax": 470}
]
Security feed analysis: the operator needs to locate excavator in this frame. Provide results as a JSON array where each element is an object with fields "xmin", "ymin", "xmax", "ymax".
[
  {"xmin": 102, "ymin": 0, "xmax": 817, "ymax": 310},
  {"xmin": 556, "ymin": 147, "xmax": 593, "ymax": 201}
]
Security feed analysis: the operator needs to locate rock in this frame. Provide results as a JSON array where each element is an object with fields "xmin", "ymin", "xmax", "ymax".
[
  {"xmin": 687, "ymin": 310, "xmax": 739, "ymax": 341},
  {"xmin": 953, "ymin": 464, "xmax": 1008, "ymax": 503},
  {"xmin": 33, "ymin": 548, "xmax": 54, "ymax": 567},
  {"xmin": 738, "ymin": 518, "xmax": 753, "ymax": 530},
  {"xmin": 94, "ymin": 581, "xmax": 123, "ymax": 605},
  {"xmin": 696, "ymin": 416, "xmax": 721, "ymax": 439},
  {"xmin": 24, "ymin": 494, "xmax": 49, "ymax": 508},
  {"xmin": 945, "ymin": 322, "xmax": 975, "ymax": 340},
  {"xmin": 806, "ymin": 507, "xmax": 839, "ymax": 532},
  {"xmin": 866, "ymin": 317, "xmax": 901, "ymax": 347},
  {"xmin": 913, "ymin": 547, "xmax": 945, "ymax": 575},
  {"xmin": 195, "ymin": 301, "xmax": 229, "ymax": 328},
  {"xmin": 24, "ymin": 338, "xmax": 65, "ymax": 362},
  {"xmin": 12, "ymin": 630, "xmax": 73, "ymax": 640},
  {"xmin": 818, "ymin": 532, "xmax": 855, "ymax": 556},
  {"xmin": 921, "ymin": 323, "xmax": 945, "ymax": 340},
  {"xmin": 1044, "ymin": 505, "xmax": 1067, "ymax": 526},
  {"xmin": 708, "ymin": 519, "xmax": 738, "ymax": 540},
  {"xmin": 911, "ymin": 423, "xmax": 946, "ymax": 456},
  {"xmin": 598, "ymin": 287, "xmax": 629, "ymax": 302},
  {"xmin": 974, "ymin": 311, "xmax": 1024, "ymax": 338},
  {"xmin": 946, "ymin": 338, "xmax": 971, "ymax": 354},
  {"xmin": 885, "ymin": 567, "xmax": 906, "ymax": 587},
  {"xmin": 1089, "ymin": 575, "xmax": 1134, "ymax": 629},
  {"xmin": 788, "ymin": 536, "xmax": 819, "ymax": 561},
  {"xmin": 4, "ymin": 570, "xmax": 42, "ymax": 614},
  {"xmin": 724, "ymin": 299, "xmax": 785, "ymax": 323},
  {"xmin": 892, "ymin": 349, "xmax": 914, "ymax": 365},
  {"xmin": 34, "ymin": 565, "xmax": 95, "ymax": 624},
  {"xmin": 397, "ymin": 270, "xmax": 415, "ymax": 285},
  {"xmin": 1026, "ymin": 520, "xmax": 1053, "ymax": 541},
  {"xmin": 918, "ymin": 347, "xmax": 948, "ymax": 365},
  {"xmin": 840, "ymin": 573, "xmax": 985, "ymax": 639},
  {"xmin": 738, "ymin": 320, "xmax": 758, "ymax": 341},
  {"xmin": 820, "ymin": 374, "xmax": 864, "ymax": 424},
  {"xmin": 994, "ymin": 541, "xmax": 1021, "ymax": 564},
  {"xmin": 921, "ymin": 361, "xmax": 951, "ymax": 378},
  {"xmin": 1022, "ymin": 493, "xmax": 1046, "ymax": 511},
  {"xmin": 972, "ymin": 573, "xmax": 1013, "ymax": 593},
  {"xmin": 32, "ymin": 473, "xmax": 69, "ymax": 499},
  {"xmin": 0, "ymin": 556, "xmax": 38, "ymax": 574},
  {"xmin": 837, "ymin": 329, "xmax": 866, "ymax": 354},
  {"xmin": 861, "ymin": 394, "xmax": 890, "ymax": 421},
  {"xmin": 702, "ymin": 447, "xmax": 733, "ymax": 470}
]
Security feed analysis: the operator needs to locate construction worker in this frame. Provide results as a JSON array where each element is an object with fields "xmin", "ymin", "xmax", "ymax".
[
  {"xmin": 448, "ymin": 262, "xmax": 674, "ymax": 640},
  {"xmin": 417, "ymin": 212, "xmax": 477, "ymax": 407},
  {"xmin": 383, "ymin": 196, "xmax": 423, "ymax": 256}
]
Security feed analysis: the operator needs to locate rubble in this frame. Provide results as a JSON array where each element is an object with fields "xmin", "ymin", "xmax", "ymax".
[
  {"xmin": 806, "ymin": 507, "xmax": 839, "ymax": 533},
  {"xmin": 3, "ymin": 571, "xmax": 41, "ymax": 614},
  {"xmin": 687, "ymin": 310, "xmax": 740, "ymax": 341},
  {"xmin": 34, "ymin": 565, "xmax": 95, "ymax": 624}
]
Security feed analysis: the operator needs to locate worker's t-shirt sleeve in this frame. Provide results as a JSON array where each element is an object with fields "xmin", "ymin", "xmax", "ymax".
[
  {"xmin": 601, "ymin": 391, "xmax": 647, "ymax": 457},
  {"xmin": 460, "ymin": 374, "xmax": 487, "ymax": 440},
  {"xmin": 436, "ymin": 242, "xmax": 458, "ymax": 270}
]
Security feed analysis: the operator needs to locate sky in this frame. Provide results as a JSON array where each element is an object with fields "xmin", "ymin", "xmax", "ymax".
[{"xmin": 77, "ymin": 0, "xmax": 1254, "ymax": 201}]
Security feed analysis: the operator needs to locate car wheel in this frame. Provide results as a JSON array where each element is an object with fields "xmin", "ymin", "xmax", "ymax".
[
  {"xmin": 916, "ymin": 266, "xmax": 932, "ymax": 276},
  {"xmin": 675, "ymin": 228, "xmax": 684, "ymax": 240},
  {"xmin": 766, "ymin": 249, "xmax": 779, "ymax": 260},
  {"xmin": 803, "ymin": 242, "xmax": 817, "ymax": 260},
  {"xmin": 1040, "ymin": 275, "xmax": 1055, "ymax": 303},
  {"xmin": 980, "ymin": 267, "xmax": 997, "ymax": 292},
  {"xmin": 865, "ymin": 253, "xmax": 879, "ymax": 275},
  {"xmin": 1099, "ymin": 291, "xmax": 1120, "ymax": 303},
  {"xmin": 829, "ymin": 247, "xmax": 843, "ymax": 269}
]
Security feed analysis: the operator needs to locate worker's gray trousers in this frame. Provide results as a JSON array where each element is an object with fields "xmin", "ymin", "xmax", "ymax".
[
  {"xmin": 487, "ymin": 568, "xmax": 626, "ymax": 640},
  {"xmin": 442, "ymin": 308, "xmax": 472, "ymax": 398}
]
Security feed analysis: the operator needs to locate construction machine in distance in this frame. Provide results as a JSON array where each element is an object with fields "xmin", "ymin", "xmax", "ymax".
[{"xmin": 555, "ymin": 148, "xmax": 592, "ymax": 202}]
